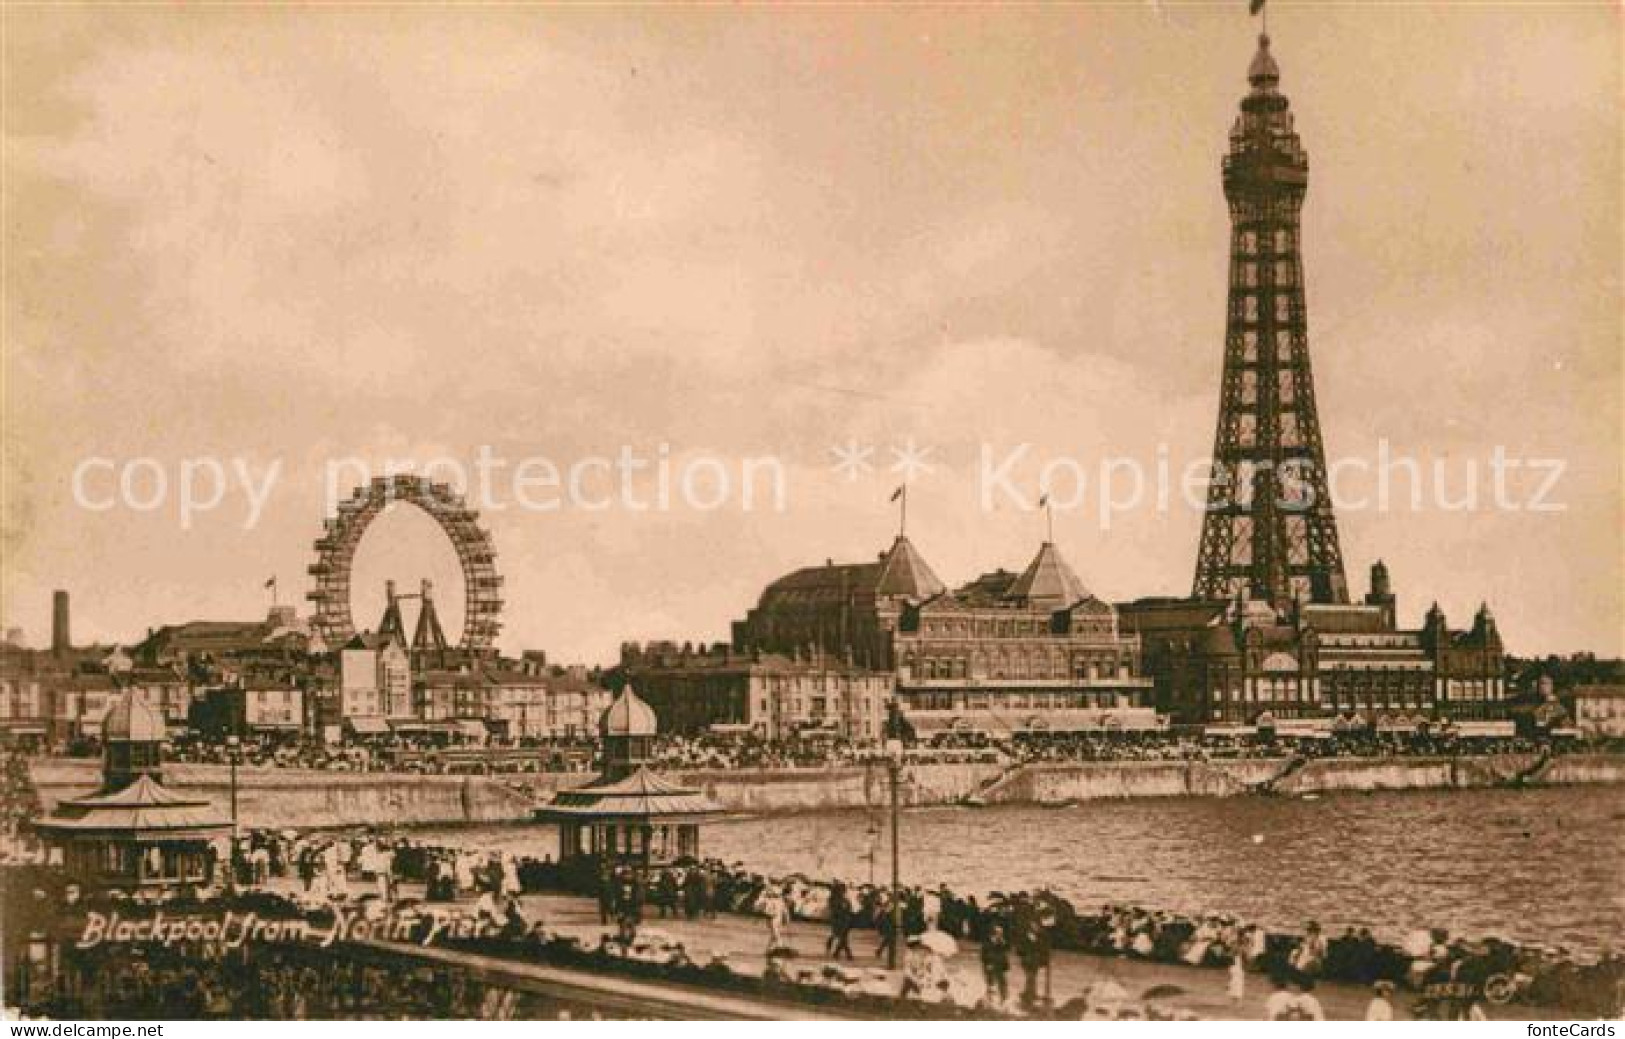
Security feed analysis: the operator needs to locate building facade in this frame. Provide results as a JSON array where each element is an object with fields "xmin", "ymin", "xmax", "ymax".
[
  {"xmin": 125, "ymin": 666, "xmax": 192, "ymax": 727},
  {"xmin": 1571, "ymin": 685, "xmax": 1625, "ymax": 739},
  {"xmin": 723, "ymin": 536, "xmax": 1157, "ymax": 739},
  {"xmin": 622, "ymin": 642, "xmax": 892, "ymax": 741},
  {"xmin": 414, "ymin": 666, "xmax": 612, "ymax": 741},
  {"xmin": 339, "ymin": 631, "xmax": 410, "ymax": 719},
  {"xmin": 1122, "ymin": 563, "xmax": 1508, "ymax": 726}
]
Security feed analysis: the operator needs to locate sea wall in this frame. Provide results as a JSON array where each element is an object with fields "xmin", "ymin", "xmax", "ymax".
[
  {"xmin": 25, "ymin": 759, "xmax": 999, "ymax": 829},
  {"xmin": 1272, "ymin": 755, "xmax": 1537, "ymax": 794},
  {"xmin": 984, "ymin": 759, "xmax": 1288, "ymax": 804},
  {"xmin": 27, "ymin": 753, "xmax": 1625, "ymax": 829},
  {"xmin": 27, "ymin": 760, "xmax": 593, "ymax": 830},
  {"xmin": 983, "ymin": 753, "xmax": 1625, "ymax": 804},
  {"xmin": 679, "ymin": 763, "xmax": 1000, "ymax": 813},
  {"xmin": 1539, "ymin": 753, "xmax": 1625, "ymax": 785}
]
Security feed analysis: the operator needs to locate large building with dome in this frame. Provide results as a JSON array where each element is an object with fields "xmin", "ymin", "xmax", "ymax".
[
  {"xmin": 1121, "ymin": 562, "xmax": 1508, "ymax": 728},
  {"xmin": 714, "ymin": 534, "xmax": 1158, "ymax": 739}
]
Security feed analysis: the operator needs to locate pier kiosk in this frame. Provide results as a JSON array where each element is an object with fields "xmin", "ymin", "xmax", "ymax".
[
  {"xmin": 33, "ymin": 690, "xmax": 231, "ymax": 891},
  {"xmin": 535, "ymin": 686, "xmax": 722, "ymax": 877}
]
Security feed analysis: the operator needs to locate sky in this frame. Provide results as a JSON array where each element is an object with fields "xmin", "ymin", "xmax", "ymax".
[{"xmin": 3, "ymin": 3, "xmax": 1620, "ymax": 663}]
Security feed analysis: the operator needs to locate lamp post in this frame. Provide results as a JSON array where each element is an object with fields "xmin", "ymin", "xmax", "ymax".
[
  {"xmin": 883, "ymin": 698, "xmax": 905, "ymax": 971},
  {"xmin": 886, "ymin": 738, "xmax": 902, "ymax": 970},
  {"xmin": 225, "ymin": 734, "xmax": 240, "ymax": 889},
  {"xmin": 225, "ymin": 734, "xmax": 240, "ymax": 835}
]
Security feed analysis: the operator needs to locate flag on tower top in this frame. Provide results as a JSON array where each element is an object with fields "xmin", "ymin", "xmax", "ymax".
[
  {"xmin": 1249, "ymin": 0, "xmax": 1265, "ymax": 15},
  {"xmin": 889, "ymin": 486, "xmax": 904, "ymax": 503}
]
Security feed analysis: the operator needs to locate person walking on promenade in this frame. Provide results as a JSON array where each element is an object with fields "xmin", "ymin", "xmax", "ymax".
[
  {"xmin": 826, "ymin": 881, "xmax": 855, "ymax": 960},
  {"xmin": 980, "ymin": 921, "xmax": 1011, "ymax": 1009},
  {"xmin": 1228, "ymin": 953, "xmax": 1247, "ymax": 1006},
  {"xmin": 429, "ymin": 855, "xmax": 456, "ymax": 902},
  {"xmin": 597, "ymin": 870, "xmax": 614, "ymax": 926},
  {"xmin": 500, "ymin": 852, "xmax": 521, "ymax": 899},
  {"xmin": 1264, "ymin": 974, "xmax": 1297, "ymax": 1020},
  {"xmin": 297, "ymin": 846, "xmax": 316, "ymax": 893},
  {"xmin": 700, "ymin": 865, "xmax": 718, "ymax": 919},
  {"xmin": 614, "ymin": 868, "xmax": 643, "ymax": 947},
  {"xmin": 874, "ymin": 891, "xmax": 898, "ymax": 963},
  {"xmin": 1242, "ymin": 923, "xmax": 1266, "ymax": 969},
  {"xmin": 1014, "ymin": 901, "xmax": 1052, "ymax": 1011},
  {"xmin": 922, "ymin": 887, "xmax": 941, "ymax": 932},
  {"xmin": 683, "ymin": 868, "xmax": 704, "ymax": 920},
  {"xmin": 1293, "ymin": 975, "xmax": 1327, "ymax": 1020},
  {"xmin": 1365, "ymin": 980, "xmax": 1396, "ymax": 1021},
  {"xmin": 762, "ymin": 884, "xmax": 790, "ymax": 955},
  {"xmin": 376, "ymin": 844, "xmax": 396, "ymax": 903},
  {"xmin": 1267, "ymin": 972, "xmax": 1326, "ymax": 1021},
  {"xmin": 1292, "ymin": 920, "xmax": 1328, "ymax": 976}
]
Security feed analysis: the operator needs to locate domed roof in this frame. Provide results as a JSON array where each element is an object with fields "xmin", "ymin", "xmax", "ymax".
[
  {"xmin": 600, "ymin": 685, "xmax": 659, "ymax": 738},
  {"xmin": 102, "ymin": 689, "xmax": 166, "ymax": 743},
  {"xmin": 1248, "ymin": 33, "xmax": 1280, "ymax": 88}
]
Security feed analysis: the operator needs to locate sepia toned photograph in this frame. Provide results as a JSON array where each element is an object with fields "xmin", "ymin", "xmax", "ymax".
[{"xmin": 1, "ymin": 0, "xmax": 1620, "ymax": 1026}]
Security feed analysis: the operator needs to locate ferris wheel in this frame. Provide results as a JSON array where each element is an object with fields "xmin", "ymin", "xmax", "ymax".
[{"xmin": 306, "ymin": 474, "xmax": 504, "ymax": 651}]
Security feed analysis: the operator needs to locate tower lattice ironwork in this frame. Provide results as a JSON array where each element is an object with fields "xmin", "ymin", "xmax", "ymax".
[{"xmin": 1193, "ymin": 34, "xmax": 1349, "ymax": 611}]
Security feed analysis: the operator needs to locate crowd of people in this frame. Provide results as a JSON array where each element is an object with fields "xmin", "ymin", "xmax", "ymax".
[
  {"xmin": 165, "ymin": 737, "xmax": 365, "ymax": 770},
  {"xmin": 29, "ymin": 722, "xmax": 1603, "ymax": 779},
  {"xmin": 6, "ymin": 812, "xmax": 1622, "ymax": 1020},
  {"xmin": 649, "ymin": 734, "xmax": 874, "ymax": 770},
  {"xmin": 435, "ymin": 843, "xmax": 1620, "ymax": 1018},
  {"xmin": 992, "ymin": 731, "xmax": 1565, "ymax": 765},
  {"xmin": 639, "ymin": 729, "xmax": 1579, "ymax": 772},
  {"xmin": 158, "ymin": 735, "xmax": 596, "ymax": 776}
]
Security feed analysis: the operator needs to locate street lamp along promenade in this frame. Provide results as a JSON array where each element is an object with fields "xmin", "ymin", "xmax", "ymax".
[{"xmin": 884, "ymin": 700, "xmax": 905, "ymax": 972}]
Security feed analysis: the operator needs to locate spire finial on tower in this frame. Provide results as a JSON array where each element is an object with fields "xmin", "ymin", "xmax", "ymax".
[{"xmin": 1248, "ymin": 31, "xmax": 1280, "ymax": 90}]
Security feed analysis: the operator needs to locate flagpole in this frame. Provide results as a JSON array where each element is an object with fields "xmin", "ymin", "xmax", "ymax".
[{"xmin": 899, "ymin": 484, "xmax": 908, "ymax": 539}]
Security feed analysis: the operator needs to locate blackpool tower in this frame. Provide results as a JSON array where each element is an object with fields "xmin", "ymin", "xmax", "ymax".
[{"xmin": 1192, "ymin": 34, "xmax": 1349, "ymax": 612}]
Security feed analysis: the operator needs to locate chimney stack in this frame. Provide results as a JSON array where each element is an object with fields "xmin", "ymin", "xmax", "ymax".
[{"xmin": 52, "ymin": 590, "xmax": 70, "ymax": 655}]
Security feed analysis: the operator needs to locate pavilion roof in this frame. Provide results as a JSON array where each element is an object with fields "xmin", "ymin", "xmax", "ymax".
[
  {"xmin": 1004, "ymin": 541, "xmax": 1091, "ymax": 611},
  {"xmin": 537, "ymin": 767, "xmax": 723, "ymax": 822},
  {"xmin": 32, "ymin": 775, "xmax": 231, "ymax": 839}
]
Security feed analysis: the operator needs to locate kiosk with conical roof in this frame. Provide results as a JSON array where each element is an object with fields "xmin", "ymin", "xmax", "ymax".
[
  {"xmin": 34, "ymin": 690, "xmax": 230, "ymax": 890},
  {"xmin": 535, "ymin": 686, "xmax": 722, "ymax": 879}
]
